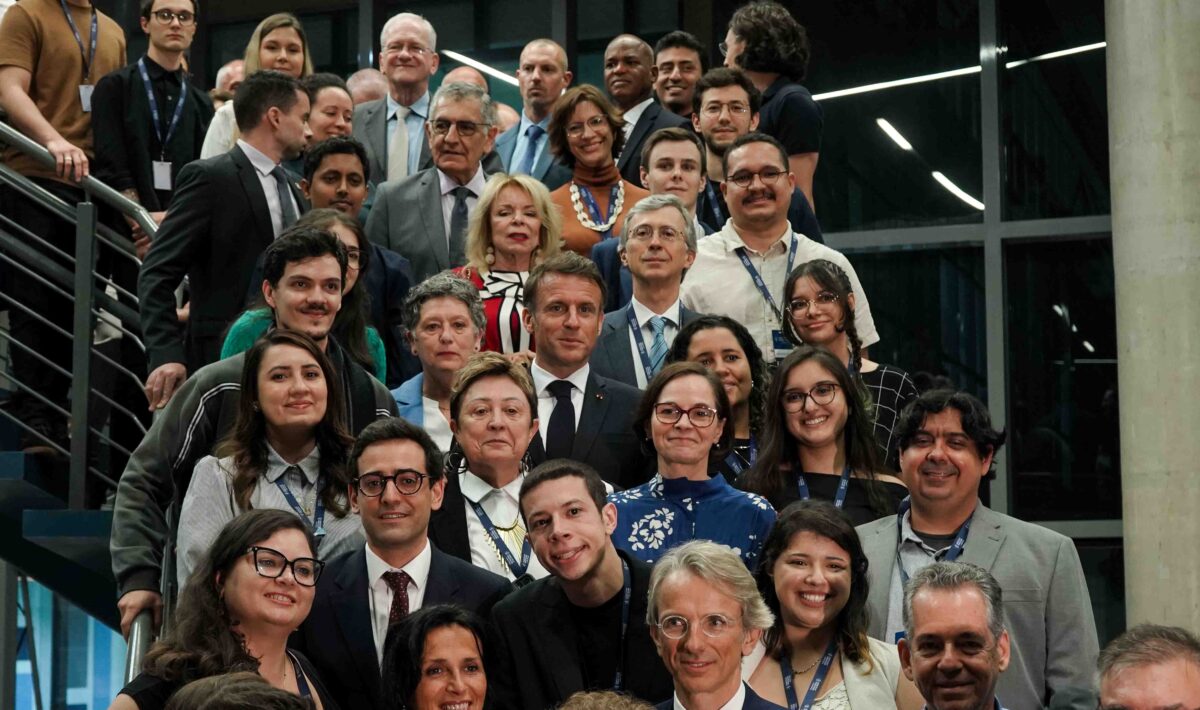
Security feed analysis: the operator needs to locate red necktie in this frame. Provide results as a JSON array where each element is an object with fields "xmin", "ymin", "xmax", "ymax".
[{"xmin": 383, "ymin": 570, "xmax": 411, "ymax": 624}]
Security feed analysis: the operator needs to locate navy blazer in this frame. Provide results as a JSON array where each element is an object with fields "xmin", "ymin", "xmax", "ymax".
[
  {"xmin": 590, "ymin": 302, "xmax": 703, "ymax": 388},
  {"xmin": 495, "ymin": 122, "xmax": 571, "ymax": 191},
  {"xmin": 291, "ymin": 543, "xmax": 511, "ymax": 710},
  {"xmin": 655, "ymin": 684, "xmax": 786, "ymax": 710},
  {"xmin": 617, "ymin": 100, "xmax": 692, "ymax": 185}
]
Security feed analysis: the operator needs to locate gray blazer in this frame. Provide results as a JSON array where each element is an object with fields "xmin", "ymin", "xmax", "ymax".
[
  {"xmin": 495, "ymin": 122, "xmax": 571, "ymax": 191},
  {"xmin": 365, "ymin": 167, "xmax": 466, "ymax": 284},
  {"xmin": 857, "ymin": 501, "xmax": 1099, "ymax": 710},
  {"xmin": 590, "ymin": 302, "xmax": 703, "ymax": 388},
  {"xmin": 352, "ymin": 98, "xmax": 433, "ymax": 186}
]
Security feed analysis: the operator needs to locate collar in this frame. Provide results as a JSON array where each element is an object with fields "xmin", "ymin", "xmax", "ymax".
[
  {"xmin": 622, "ymin": 96, "xmax": 655, "ymax": 127},
  {"xmin": 262, "ymin": 443, "xmax": 321, "ymax": 485},
  {"xmin": 141, "ymin": 54, "xmax": 182, "ymax": 82},
  {"xmin": 762, "ymin": 75, "xmax": 792, "ymax": 102},
  {"xmin": 530, "ymin": 360, "xmax": 590, "ymax": 397},
  {"xmin": 439, "ymin": 165, "xmax": 487, "ymax": 194},
  {"xmin": 387, "ymin": 90, "xmax": 430, "ymax": 121},
  {"xmin": 656, "ymin": 473, "xmax": 729, "ymax": 500},
  {"xmin": 715, "ymin": 220, "xmax": 795, "ymax": 256},
  {"xmin": 674, "ymin": 681, "xmax": 746, "ymax": 710},
  {"xmin": 630, "ymin": 296, "xmax": 682, "ymax": 326},
  {"xmin": 460, "ymin": 469, "xmax": 526, "ymax": 505},
  {"xmin": 364, "ymin": 537, "xmax": 432, "ymax": 589},
  {"xmin": 237, "ymin": 139, "xmax": 279, "ymax": 177},
  {"xmin": 518, "ymin": 112, "xmax": 550, "ymax": 135},
  {"xmin": 695, "ymin": 214, "xmax": 708, "ymax": 236},
  {"xmin": 900, "ymin": 505, "xmax": 976, "ymax": 553}
]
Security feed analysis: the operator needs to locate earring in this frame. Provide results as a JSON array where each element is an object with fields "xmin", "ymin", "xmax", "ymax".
[{"xmin": 485, "ymin": 245, "xmax": 496, "ymax": 266}]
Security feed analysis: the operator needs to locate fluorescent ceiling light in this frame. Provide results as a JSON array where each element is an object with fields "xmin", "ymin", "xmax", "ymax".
[
  {"xmin": 1052, "ymin": 304, "xmax": 1065, "ymax": 318},
  {"xmin": 1082, "ymin": 340, "xmax": 1095, "ymax": 353},
  {"xmin": 875, "ymin": 118, "xmax": 913, "ymax": 150},
  {"xmin": 441, "ymin": 49, "xmax": 519, "ymax": 87},
  {"xmin": 1005, "ymin": 41, "xmax": 1106, "ymax": 69},
  {"xmin": 932, "ymin": 171, "xmax": 984, "ymax": 211}
]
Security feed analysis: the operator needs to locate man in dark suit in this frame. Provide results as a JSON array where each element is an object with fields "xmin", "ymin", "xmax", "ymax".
[
  {"xmin": 591, "ymin": 195, "xmax": 701, "ymax": 389},
  {"xmin": 495, "ymin": 39, "xmax": 573, "ymax": 191},
  {"xmin": 605, "ymin": 34, "xmax": 691, "ymax": 185},
  {"xmin": 294, "ymin": 417, "xmax": 510, "ymax": 710},
  {"xmin": 366, "ymin": 82, "xmax": 498, "ymax": 283},
  {"xmin": 138, "ymin": 70, "xmax": 308, "ymax": 407},
  {"xmin": 490, "ymin": 460, "xmax": 674, "ymax": 709},
  {"xmin": 519, "ymin": 253, "xmax": 651, "ymax": 489}
]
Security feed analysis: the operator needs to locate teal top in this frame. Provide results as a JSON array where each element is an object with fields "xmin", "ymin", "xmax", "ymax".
[{"xmin": 219, "ymin": 308, "xmax": 387, "ymax": 383}]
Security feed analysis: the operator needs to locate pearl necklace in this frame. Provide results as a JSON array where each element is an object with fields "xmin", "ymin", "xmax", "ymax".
[{"xmin": 569, "ymin": 181, "xmax": 625, "ymax": 232}]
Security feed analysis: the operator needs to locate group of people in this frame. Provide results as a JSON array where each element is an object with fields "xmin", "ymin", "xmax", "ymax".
[{"xmin": 0, "ymin": 0, "xmax": 1191, "ymax": 709}]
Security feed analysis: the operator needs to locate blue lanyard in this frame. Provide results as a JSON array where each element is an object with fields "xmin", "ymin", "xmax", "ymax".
[
  {"xmin": 796, "ymin": 465, "xmax": 852, "ymax": 509},
  {"xmin": 895, "ymin": 497, "xmax": 973, "ymax": 584},
  {"xmin": 577, "ymin": 184, "xmax": 620, "ymax": 240},
  {"xmin": 735, "ymin": 236, "xmax": 799, "ymax": 320},
  {"xmin": 625, "ymin": 305, "xmax": 681, "ymax": 383},
  {"xmin": 705, "ymin": 180, "xmax": 726, "ymax": 226},
  {"xmin": 274, "ymin": 475, "xmax": 327, "ymax": 543},
  {"xmin": 60, "ymin": 0, "xmax": 98, "ymax": 82},
  {"xmin": 288, "ymin": 651, "xmax": 312, "ymax": 698},
  {"xmin": 612, "ymin": 559, "xmax": 633, "ymax": 691},
  {"xmin": 137, "ymin": 58, "xmax": 188, "ymax": 160},
  {"xmin": 781, "ymin": 637, "xmax": 838, "ymax": 710},
  {"xmin": 469, "ymin": 499, "xmax": 533, "ymax": 579},
  {"xmin": 724, "ymin": 436, "xmax": 757, "ymax": 475}
]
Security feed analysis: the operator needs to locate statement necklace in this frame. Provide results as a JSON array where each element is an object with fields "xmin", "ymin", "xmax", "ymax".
[{"xmin": 569, "ymin": 181, "xmax": 625, "ymax": 233}]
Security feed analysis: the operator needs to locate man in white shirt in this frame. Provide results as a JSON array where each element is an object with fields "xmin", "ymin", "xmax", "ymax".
[
  {"xmin": 294, "ymin": 417, "xmax": 510, "ymax": 710},
  {"xmin": 680, "ymin": 131, "xmax": 877, "ymax": 362},
  {"xmin": 605, "ymin": 33, "xmax": 690, "ymax": 185}
]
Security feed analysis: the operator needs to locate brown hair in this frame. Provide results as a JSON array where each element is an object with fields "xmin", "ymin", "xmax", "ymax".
[
  {"xmin": 632, "ymin": 361, "xmax": 733, "ymax": 462},
  {"xmin": 522, "ymin": 251, "xmax": 607, "ymax": 313},
  {"xmin": 547, "ymin": 85, "xmax": 626, "ymax": 169},
  {"xmin": 243, "ymin": 13, "xmax": 313, "ymax": 77}
]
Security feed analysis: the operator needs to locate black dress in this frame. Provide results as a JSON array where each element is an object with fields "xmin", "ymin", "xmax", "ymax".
[
  {"xmin": 760, "ymin": 471, "xmax": 908, "ymax": 527},
  {"xmin": 860, "ymin": 364, "xmax": 920, "ymax": 472}
]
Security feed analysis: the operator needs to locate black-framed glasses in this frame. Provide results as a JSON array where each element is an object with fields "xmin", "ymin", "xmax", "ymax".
[
  {"xmin": 152, "ymin": 9, "xmax": 195, "ymax": 25},
  {"xmin": 247, "ymin": 546, "xmax": 323, "ymax": 587},
  {"xmin": 430, "ymin": 119, "xmax": 490, "ymax": 137},
  {"xmin": 654, "ymin": 403, "xmax": 719, "ymax": 428},
  {"xmin": 787, "ymin": 291, "xmax": 840, "ymax": 315},
  {"xmin": 781, "ymin": 382, "xmax": 840, "ymax": 412},
  {"xmin": 656, "ymin": 613, "xmax": 739, "ymax": 639},
  {"xmin": 354, "ymin": 471, "xmax": 430, "ymax": 497},
  {"xmin": 727, "ymin": 168, "xmax": 786, "ymax": 189},
  {"xmin": 629, "ymin": 225, "xmax": 684, "ymax": 243},
  {"xmin": 566, "ymin": 114, "xmax": 608, "ymax": 138}
]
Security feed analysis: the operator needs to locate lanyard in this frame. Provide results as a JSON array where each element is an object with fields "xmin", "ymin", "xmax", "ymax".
[
  {"xmin": 626, "ymin": 305, "xmax": 681, "ymax": 383},
  {"xmin": 288, "ymin": 651, "xmax": 312, "ymax": 698},
  {"xmin": 895, "ymin": 497, "xmax": 973, "ymax": 584},
  {"xmin": 578, "ymin": 184, "xmax": 620, "ymax": 240},
  {"xmin": 611, "ymin": 559, "xmax": 633, "ymax": 691},
  {"xmin": 705, "ymin": 181, "xmax": 726, "ymax": 226},
  {"xmin": 137, "ymin": 58, "xmax": 188, "ymax": 160},
  {"xmin": 796, "ymin": 465, "xmax": 852, "ymax": 509},
  {"xmin": 781, "ymin": 637, "xmax": 838, "ymax": 710},
  {"xmin": 469, "ymin": 499, "xmax": 532, "ymax": 579},
  {"xmin": 724, "ymin": 435, "xmax": 757, "ymax": 476},
  {"xmin": 60, "ymin": 0, "xmax": 98, "ymax": 82},
  {"xmin": 274, "ymin": 475, "xmax": 327, "ymax": 542},
  {"xmin": 735, "ymin": 235, "xmax": 799, "ymax": 320}
]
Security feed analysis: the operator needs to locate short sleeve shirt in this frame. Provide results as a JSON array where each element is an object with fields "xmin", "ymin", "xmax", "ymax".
[{"xmin": 758, "ymin": 76, "xmax": 823, "ymax": 155}]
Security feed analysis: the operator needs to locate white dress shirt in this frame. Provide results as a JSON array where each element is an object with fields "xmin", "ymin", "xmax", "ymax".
[
  {"xmin": 673, "ymin": 682, "xmax": 747, "ymax": 710},
  {"xmin": 621, "ymin": 96, "xmax": 655, "ymax": 142},
  {"xmin": 365, "ymin": 538, "xmax": 432, "ymax": 666},
  {"xmin": 386, "ymin": 91, "xmax": 429, "ymax": 177},
  {"xmin": 626, "ymin": 296, "xmax": 683, "ymax": 388},
  {"xmin": 421, "ymin": 396, "xmax": 454, "ymax": 451},
  {"xmin": 236, "ymin": 139, "xmax": 298, "ymax": 238},
  {"xmin": 438, "ymin": 166, "xmax": 488, "ymax": 240},
  {"xmin": 530, "ymin": 360, "xmax": 589, "ymax": 448},
  {"xmin": 459, "ymin": 470, "xmax": 550, "ymax": 581}
]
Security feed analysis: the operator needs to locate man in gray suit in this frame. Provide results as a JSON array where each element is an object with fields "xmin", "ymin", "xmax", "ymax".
[
  {"xmin": 857, "ymin": 389, "xmax": 1099, "ymax": 709},
  {"xmin": 494, "ymin": 39, "xmax": 572, "ymax": 190},
  {"xmin": 365, "ymin": 82, "xmax": 498, "ymax": 283},
  {"xmin": 591, "ymin": 194, "xmax": 700, "ymax": 389}
]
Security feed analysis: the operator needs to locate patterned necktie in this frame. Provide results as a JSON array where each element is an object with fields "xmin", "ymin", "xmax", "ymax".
[
  {"xmin": 545, "ymin": 380, "xmax": 576, "ymax": 460},
  {"xmin": 387, "ymin": 105, "xmax": 411, "ymax": 182},
  {"xmin": 515, "ymin": 123, "xmax": 544, "ymax": 175},
  {"xmin": 648, "ymin": 315, "xmax": 669, "ymax": 375},
  {"xmin": 449, "ymin": 186, "xmax": 471, "ymax": 267},
  {"xmin": 382, "ymin": 570, "xmax": 411, "ymax": 624},
  {"xmin": 270, "ymin": 166, "xmax": 298, "ymax": 235}
]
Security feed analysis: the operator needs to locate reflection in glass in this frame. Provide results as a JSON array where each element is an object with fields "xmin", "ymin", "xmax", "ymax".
[{"xmin": 1075, "ymin": 539, "xmax": 1125, "ymax": 647}]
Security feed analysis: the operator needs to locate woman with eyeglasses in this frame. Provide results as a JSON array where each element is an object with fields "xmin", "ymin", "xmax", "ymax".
[
  {"xmin": 741, "ymin": 346, "xmax": 906, "ymax": 526},
  {"xmin": 609, "ymin": 362, "xmax": 776, "ymax": 568},
  {"xmin": 783, "ymin": 259, "xmax": 918, "ymax": 471},
  {"xmin": 111, "ymin": 509, "xmax": 336, "ymax": 710},
  {"xmin": 223, "ymin": 211, "xmax": 387, "ymax": 382},
  {"xmin": 177, "ymin": 330, "xmax": 361, "ymax": 586},
  {"xmin": 381, "ymin": 605, "xmax": 491, "ymax": 710},
  {"xmin": 546, "ymin": 85, "xmax": 651, "ymax": 257}
]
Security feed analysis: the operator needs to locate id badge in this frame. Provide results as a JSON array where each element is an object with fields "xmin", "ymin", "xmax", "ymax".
[
  {"xmin": 771, "ymin": 329, "xmax": 793, "ymax": 361},
  {"xmin": 894, "ymin": 631, "xmax": 906, "ymax": 643},
  {"xmin": 152, "ymin": 160, "xmax": 172, "ymax": 190},
  {"xmin": 78, "ymin": 84, "xmax": 94, "ymax": 113}
]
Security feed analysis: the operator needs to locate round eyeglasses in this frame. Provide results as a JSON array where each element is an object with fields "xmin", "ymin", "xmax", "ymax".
[
  {"xmin": 781, "ymin": 382, "xmax": 840, "ymax": 413},
  {"xmin": 247, "ymin": 546, "xmax": 323, "ymax": 587},
  {"xmin": 787, "ymin": 291, "xmax": 839, "ymax": 315},
  {"xmin": 354, "ymin": 471, "xmax": 430, "ymax": 497},
  {"xmin": 654, "ymin": 403, "xmax": 719, "ymax": 428},
  {"xmin": 656, "ymin": 613, "xmax": 739, "ymax": 639}
]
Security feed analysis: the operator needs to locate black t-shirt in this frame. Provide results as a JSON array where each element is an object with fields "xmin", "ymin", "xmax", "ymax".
[
  {"xmin": 570, "ymin": 586, "xmax": 625, "ymax": 691},
  {"xmin": 912, "ymin": 527, "xmax": 958, "ymax": 552},
  {"xmin": 762, "ymin": 471, "xmax": 908, "ymax": 526},
  {"xmin": 758, "ymin": 76, "xmax": 824, "ymax": 155}
]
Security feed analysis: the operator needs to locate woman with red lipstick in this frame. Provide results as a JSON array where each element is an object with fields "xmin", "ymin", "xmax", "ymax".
[
  {"xmin": 113, "ymin": 509, "xmax": 337, "ymax": 710},
  {"xmin": 546, "ymin": 85, "xmax": 651, "ymax": 256},
  {"xmin": 748, "ymin": 500, "xmax": 922, "ymax": 709},
  {"xmin": 454, "ymin": 173, "xmax": 562, "ymax": 361},
  {"xmin": 782, "ymin": 259, "xmax": 918, "ymax": 472},
  {"xmin": 741, "ymin": 347, "xmax": 907, "ymax": 526},
  {"xmin": 176, "ymin": 330, "xmax": 360, "ymax": 586},
  {"xmin": 381, "ymin": 605, "xmax": 490, "ymax": 710}
]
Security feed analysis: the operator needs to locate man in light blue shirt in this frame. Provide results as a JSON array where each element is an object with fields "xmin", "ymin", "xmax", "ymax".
[{"xmin": 494, "ymin": 39, "xmax": 572, "ymax": 190}]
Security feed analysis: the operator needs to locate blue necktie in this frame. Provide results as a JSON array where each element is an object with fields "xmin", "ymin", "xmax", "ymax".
[
  {"xmin": 648, "ymin": 316, "xmax": 669, "ymax": 375},
  {"xmin": 515, "ymin": 124, "xmax": 544, "ymax": 175}
]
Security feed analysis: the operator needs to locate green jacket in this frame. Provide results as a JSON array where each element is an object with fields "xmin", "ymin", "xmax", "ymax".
[{"xmin": 219, "ymin": 308, "xmax": 387, "ymax": 383}]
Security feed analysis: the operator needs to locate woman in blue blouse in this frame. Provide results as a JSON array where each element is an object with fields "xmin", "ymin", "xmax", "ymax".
[{"xmin": 608, "ymin": 361, "xmax": 776, "ymax": 568}]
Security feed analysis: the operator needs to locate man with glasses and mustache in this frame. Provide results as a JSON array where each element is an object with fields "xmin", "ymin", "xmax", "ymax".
[
  {"xmin": 293, "ymin": 417, "xmax": 510, "ymax": 710},
  {"xmin": 680, "ymin": 132, "xmax": 877, "ymax": 363}
]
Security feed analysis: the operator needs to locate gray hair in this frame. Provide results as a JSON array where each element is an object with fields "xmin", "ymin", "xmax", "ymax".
[
  {"xmin": 619, "ymin": 194, "xmax": 698, "ymax": 253},
  {"xmin": 400, "ymin": 272, "xmax": 486, "ymax": 341},
  {"xmin": 431, "ymin": 82, "xmax": 498, "ymax": 129},
  {"xmin": 1099, "ymin": 624, "xmax": 1200, "ymax": 682},
  {"xmin": 902, "ymin": 562, "xmax": 1004, "ymax": 642},
  {"xmin": 647, "ymin": 540, "xmax": 774, "ymax": 632},
  {"xmin": 380, "ymin": 12, "xmax": 437, "ymax": 52}
]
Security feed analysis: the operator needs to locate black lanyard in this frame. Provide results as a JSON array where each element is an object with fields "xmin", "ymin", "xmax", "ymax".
[
  {"xmin": 137, "ymin": 58, "xmax": 187, "ymax": 160},
  {"xmin": 735, "ymin": 236, "xmax": 799, "ymax": 321},
  {"xmin": 796, "ymin": 465, "xmax": 852, "ymax": 509},
  {"xmin": 60, "ymin": 0, "xmax": 98, "ymax": 82},
  {"xmin": 895, "ymin": 497, "xmax": 973, "ymax": 585},
  {"xmin": 287, "ymin": 651, "xmax": 311, "ymax": 698},
  {"xmin": 781, "ymin": 637, "xmax": 838, "ymax": 710},
  {"xmin": 611, "ymin": 559, "xmax": 633, "ymax": 691},
  {"xmin": 626, "ymin": 305, "xmax": 681, "ymax": 383},
  {"xmin": 274, "ymin": 474, "xmax": 326, "ymax": 543},
  {"xmin": 469, "ymin": 499, "xmax": 532, "ymax": 579}
]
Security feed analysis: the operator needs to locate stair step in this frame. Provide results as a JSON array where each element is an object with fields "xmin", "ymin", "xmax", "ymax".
[
  {"xmin": 23, "ymin": 509, "xmax": 113, "ymax": 577},
  {"xmin": 0, "ymin": 452, "xmax": 64, "ymax": 520}
]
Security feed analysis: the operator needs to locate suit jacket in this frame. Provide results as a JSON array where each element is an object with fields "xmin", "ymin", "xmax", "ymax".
[
  {"xmin": 617, "ymin": 100, "xmax": 691, "ymax": 186},
  {"xmin": 391, "ymin": 372, "xmax": 424, "ymax": 426},
  {"xmin": 590, "ymin": 302, "xmax": 703, "ymax": 388},
  {"xmin": 292, "ymin": 543, "xmax": 511, "ymax": 710},
  {"xmin": 495, "ymin": 122, "xmax": 571, "ymax": 191},
  {"xmin": 138, "ymin": 144, "xmax": 307, "ymax": 370},
  {"xmin": 857, "ymin": 501, "xmax": 1099, "ymax": 710},
  {"xmin": 490, "ymin": 551, "xmax": 673, "ymax": 710},
  {"xmin": 366, "ymin": 167, "xmax": 479, "ymax": 283},
  {"xmin": 590, "ymin": 226, "xmax": 714, "ymax": 313},
  {"xmin": 654, "ymin": 683, "xmax": 785, "ymax": 710}
]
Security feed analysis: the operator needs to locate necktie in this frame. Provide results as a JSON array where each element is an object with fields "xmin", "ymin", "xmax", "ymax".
[
  {"xmin": 270, "ymin": 166, "xmax": 299, "ymax": 236},
  {"xmin": 648, "ymin": 315, "xmax": 669, "ymax": 376},
  {"xmin": 545, "ymin": 380, "xmax": 576, "ymax": 460},
  {"xmin": 515, "ymin": 123, "xmax": 544, "ymax": 175},
  {"xmin": 449, "ymin": 186, "xmax": 471, "ymax": 267},
  {"xmin": 382, "ymin": 570, "xmax": 412, "ymax": 624},
  {"xmin": 387, "ymin": 105, "xmax": 411, "ymax": 182}
]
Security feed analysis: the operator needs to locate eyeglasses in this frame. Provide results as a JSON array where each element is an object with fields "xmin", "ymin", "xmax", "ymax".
[
  {"xmin": 152, "ymin": 9, "xmax": 195, "ymax": 25},
  {"xmin": 354, "ymin": 471, "xmax": 430, "ymax": 497},
  {"xmin": 430, "ymin": 119, "xmax": 491, "ymax": 137},
  {"xmin": 701, "ymin": 101, "xmax": 750, "ymax": 118},
  {"xmin": 384, "ymin": 42, "xmax": 432, "ymax": 57},
  {"xmin": 247, "ymin": 546, "xmax": 323, "ymax": 587},
  {"xmin": 654, "ymin": 403, "xmax": 719, "ymax": 428},
  {"xmin": 781, "ymin": 382, "xmax": 840, "ymax": 412},
  {"xmin": 787, "ymin": 291, "xmax": 839, "ymax": 314},
  {"xmin": 718, "ymin": 42, "xmax": 729, "ymax": 57},
  {"xmin": 566, "ymin": 115, "xmax": 608, "ymax": 138},
  {"xmin": 727, "ymin": 168, "xmax": 786, "ymax": 189},
  {"xmin": 345, "ymin": 248, "xmax": 362, "ymax": 270},
  {"xmin": 656, "ymin": 613, "xmax": 739, "ymax": 639},
  {"xmin": 629, "ymin": 225, "xmax": 684, "ymax": 243}
]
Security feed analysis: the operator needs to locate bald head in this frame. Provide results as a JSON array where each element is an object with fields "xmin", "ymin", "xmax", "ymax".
[
  {"xmin": 346, "ymin": 68, "xmax": 388, "ymax": 105},
  {"xmin": 444, "ymin": 65, "xmax": 489, "ymax": 91},
  {"xmin": 604, "ymin": 34, "xmax": 654, "ymax": 110}
]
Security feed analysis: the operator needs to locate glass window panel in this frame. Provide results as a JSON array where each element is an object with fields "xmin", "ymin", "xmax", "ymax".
[
  {"xmin": 1075, "ymin": 538, "xmax": 1125, "ymax": 648},
  {"xmin": 483, "ymin": 0, "xmax": 551, "ymax": 48},
  {"xmin": 578, "ymin": 2, "xmax": 624, "ymax": 42},
  {"xmin": 1005, "ymin": 237, "xmax": 1119, "ymax": 521},
  {"xmin": 634, "ymin": 0, "xmax": 677, "ymax": 35}
]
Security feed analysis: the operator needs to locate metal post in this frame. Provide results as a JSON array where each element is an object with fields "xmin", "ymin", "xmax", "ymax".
[
  {"xmin": 0, "ymin": 562, "xmax": 15, "ymax": 710},
  {"xmin": 551, "ymin": 0, "xmax": 578, "ymax": 76},
  {"xmin": 18, "ymin": 577, "xmax": 44, "ymax": 710},
  {"xmin": 69, "ymin": 201, "xmax": 98, "ymax": 509}
]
